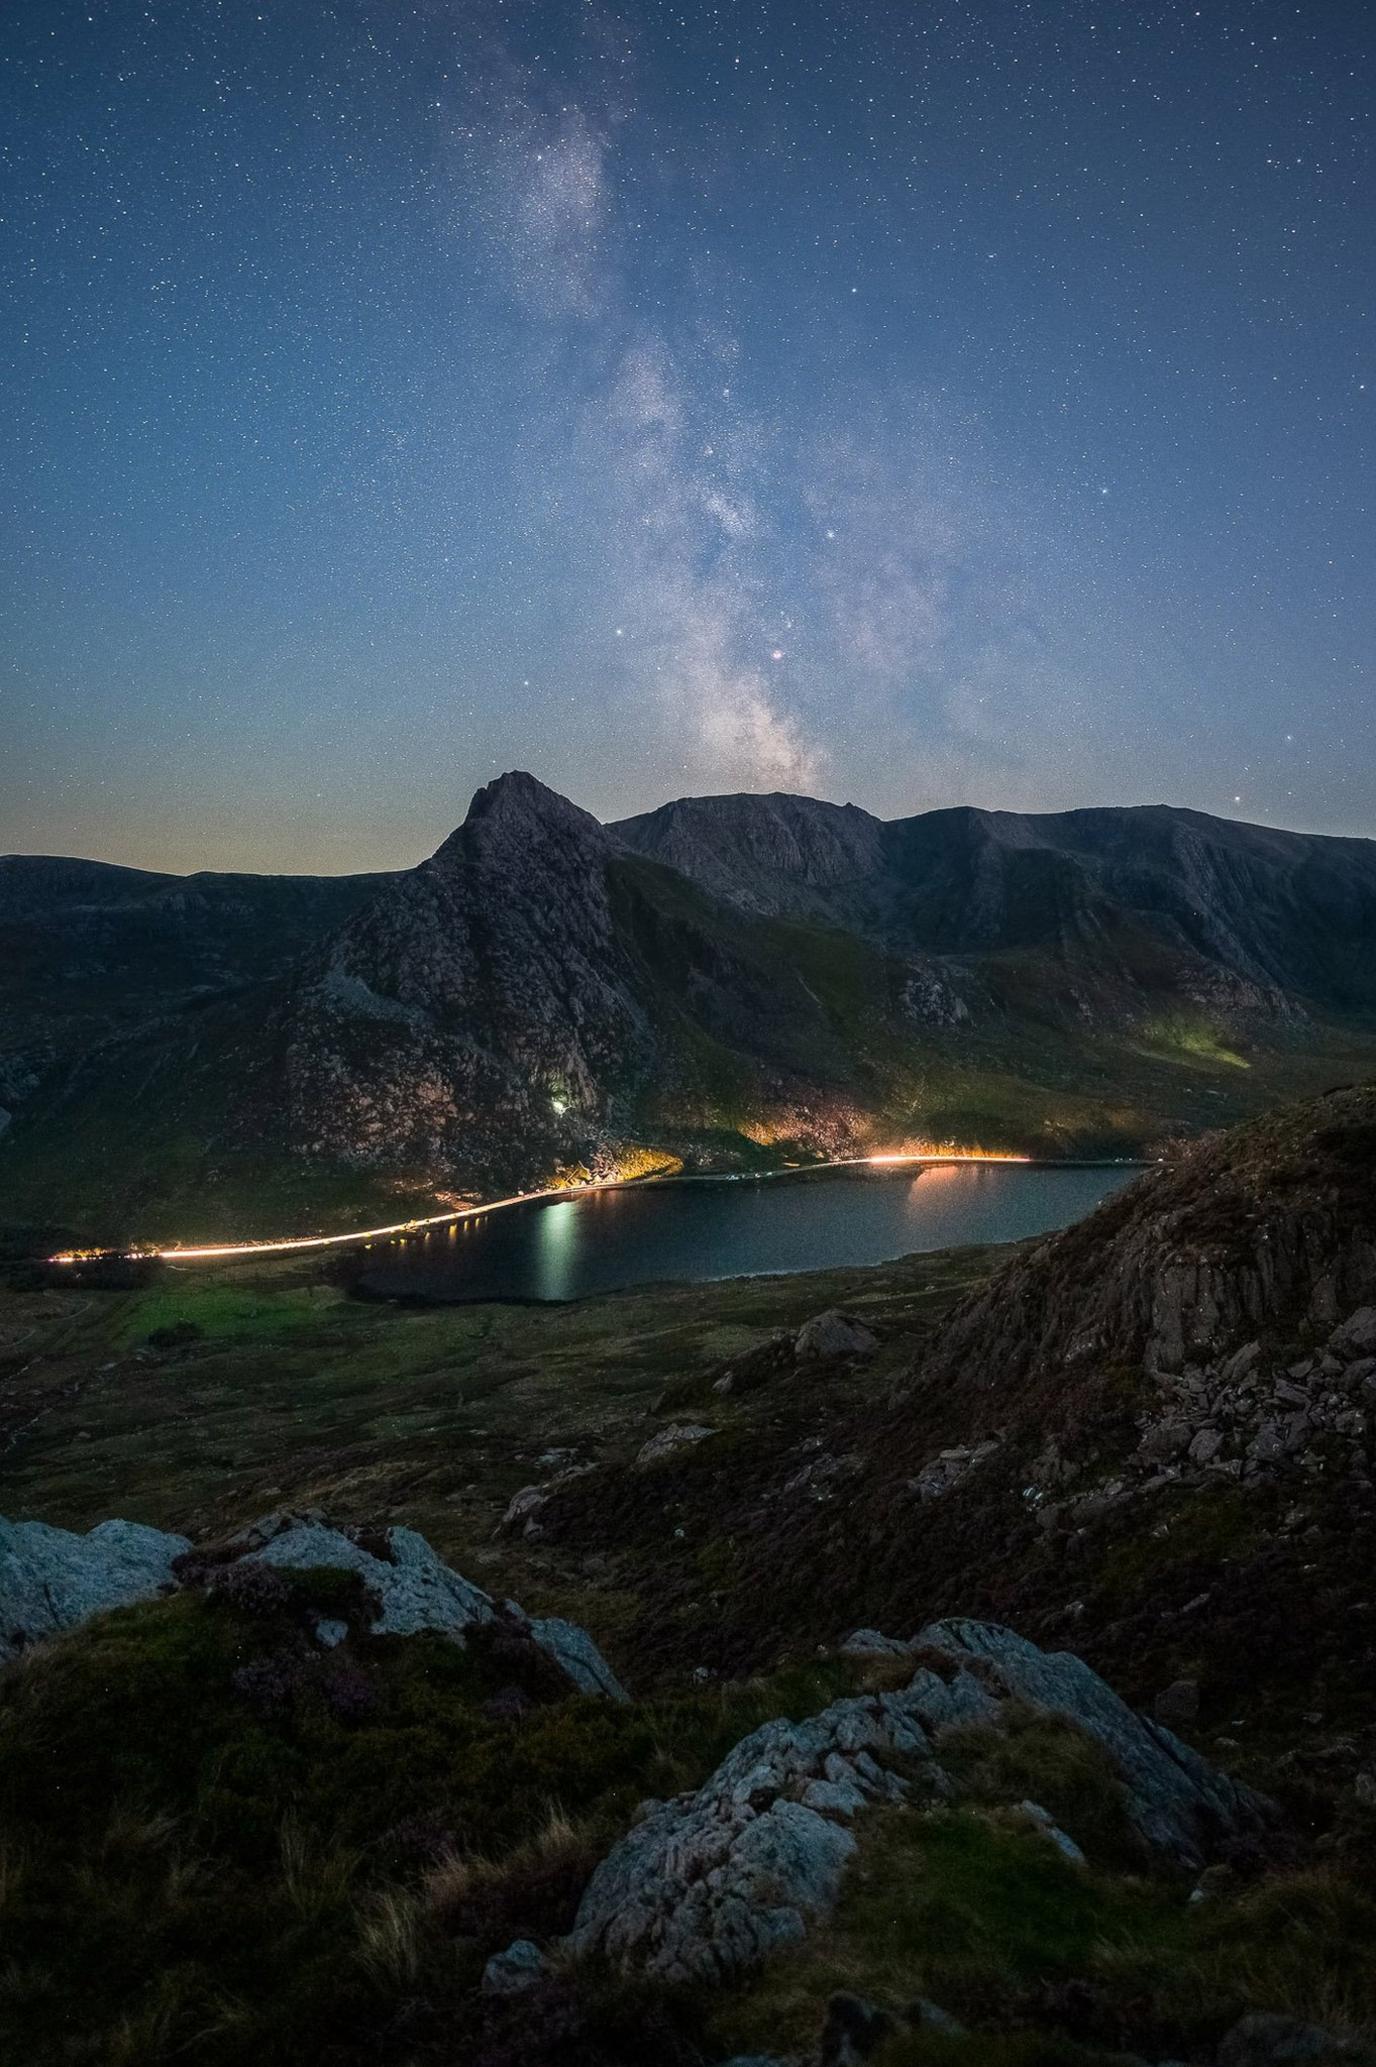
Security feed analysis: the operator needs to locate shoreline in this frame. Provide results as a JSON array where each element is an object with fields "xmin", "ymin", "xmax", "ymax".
[{"xmin": 47, "ymin": 1151, "xmax": 1152, "ymax": 1269}]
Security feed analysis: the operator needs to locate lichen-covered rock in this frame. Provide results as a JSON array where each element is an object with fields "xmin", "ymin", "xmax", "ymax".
[
  {"xmin": 522, "ymin": 1614, "xmax": 628, "ymax": 1702},
  {"xmin": 0, "ymin": 1516, "xmax": 189, "ymax": 1663},
  {"xmin": 918, "ymin": 1619, "xmax": 1271, "ymax": 1865},
  {"xmin": 795, "ymin": 1311, "xmax": 878, "ymax": 1363},
  {"xmin": 247, "ymin": 1522, "xmax": 496, "ymax": 1639},
  {"xmin": 570, "ymin": 1620, "xmax": 1271, "ymax": 1984},
  {"xmin": 568, "ymin": 1686, "xmax": 945, "ymax": 1983},
  {"xmin": 2, "ymin": 1509, "xmax": 628, "ymax": 1705},
  {"xmin": 243, "ymin": 1519, "xmax": 628, "ymax": 1701}
]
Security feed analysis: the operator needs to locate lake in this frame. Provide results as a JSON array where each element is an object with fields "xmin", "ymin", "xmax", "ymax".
[{"xmin": 346, "ymin": 1160, "xmax": 1138, "ymax": 1304}]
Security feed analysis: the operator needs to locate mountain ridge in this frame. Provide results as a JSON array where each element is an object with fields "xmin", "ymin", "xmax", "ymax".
[{"xmin": 4, "ymin": 772, "xmax": 1376, "ymax": 1238}]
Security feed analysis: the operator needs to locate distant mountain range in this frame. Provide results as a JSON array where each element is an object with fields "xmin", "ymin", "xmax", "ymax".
[{"xmin": 4, "ymin": 774, "xmax": 1375, "ymax": 1240}]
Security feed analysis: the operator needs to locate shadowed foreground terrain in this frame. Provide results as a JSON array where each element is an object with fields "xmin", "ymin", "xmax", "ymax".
[{"xmin": 2, "ymin": 1084, "xmax": 1376, "ymax": 2066}]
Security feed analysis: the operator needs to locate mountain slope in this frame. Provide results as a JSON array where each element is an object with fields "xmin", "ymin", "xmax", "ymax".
[{"xmin": 615, "ymin": 794, "xmax": 1376, "ymax": 1018}]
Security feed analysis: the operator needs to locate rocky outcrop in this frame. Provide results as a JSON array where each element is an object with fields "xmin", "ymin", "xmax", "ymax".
[
  {"xmin": 795, "ymin": 1311, "xmax": 878, "ymax": 1364},
  {"xmin": 0, "ymin": 1517, "xmax": 189, "ymax": 1662},
  {"xmin": 914, "ymin": 1619, "xmax": 1271, "ymax": 1863},
  {"xmin": 0, "ymin": 1509, "xmax": 627, "ymax": 1701},
  {"xmin": 1028, "ymin": 1300, "xmax": 1376, "ymax": 1532},
  {"xmin": 568, "ymin": 1620, "xmax": 1269, "ymax": 1984},
  {"xmin": 910, "ymin": 1086, "xmax": 1376, "ymax": 1407},
  {"xmin": 635, "ymin": 1422, "xmax": 716, "ymax": 1469}
]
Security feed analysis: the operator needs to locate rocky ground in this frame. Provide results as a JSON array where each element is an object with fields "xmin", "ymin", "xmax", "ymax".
[{"xmin": 3, "ymin": 1082, "xmax": 1376, "ymax": 2063}]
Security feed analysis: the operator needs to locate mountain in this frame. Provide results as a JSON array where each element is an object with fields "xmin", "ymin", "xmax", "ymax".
[
  {"xmin": 614, "ymin": 794, "xmax": 1376, "ymax": 1016},
  {"xmin": 0, "ymin": 852, "xmax": 390, "ymax": 1123},
  {"xmin": 3, "ymin": 775, "xmax": 1376, "ymax": 1239}
]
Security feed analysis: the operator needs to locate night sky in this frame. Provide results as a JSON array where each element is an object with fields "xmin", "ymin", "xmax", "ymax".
[{"xmin": 2, "ymin": 1, "xmax": 1372, "ymax": 875}]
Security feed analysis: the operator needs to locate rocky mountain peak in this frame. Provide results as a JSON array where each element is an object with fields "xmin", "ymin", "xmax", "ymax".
[{"xmin": 434, "ymin": 770, "xmax": 608, "ymax": 867}]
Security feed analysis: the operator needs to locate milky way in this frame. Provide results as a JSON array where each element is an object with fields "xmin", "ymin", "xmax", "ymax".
[{"xmin": 1, "ymin": 0, "xmax": 1371, "ymax": 870}]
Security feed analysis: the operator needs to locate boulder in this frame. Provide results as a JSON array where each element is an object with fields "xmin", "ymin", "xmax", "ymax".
[
  {"xmin": 1218, "ymin": 2014, "xmax": 1358, "ymax": 2066},
  {"xmin": 500, "ymin": 1485, "xmax": 549, "ymax": 1535},
  {"xmin": 523, "ymin": 1614, "xmax": 628, "ymax": 1702},
  {"xmin": 0, "ymin": 1516, "xmax": 189, "ymax": 1663},
  {"xmin": 634, "ymin": 1422, "xmax": 715, "ymax": 1469},
  {"xmin": 568, "ymin": 1688, "xmax": 942, "ymax": 1983},
  {"xmin": 795, "ymin": 1311, "xmax": 878, "ymax": 1363},
  {"xmin": 1154, "ymin": 1678, "xmax": 1201, "ymax": 1729},
  {"xmin": 917, "ymin": 1620, "xmax": 1271, "ymax": 1866},
  {"xmin": 248, "ymin": 1522, "xmax": 496, "ymax": 1640},
  {"xmin": 480, "ymin": 1938, "xmax": 550, "ymax": 1994},
  {"xmin": 1331, "ymin": 1308, "xmax": 1376, "ymax": 1360},
  {"xmin": 2, "ymin": 1510, "xmax": 627, "ymax": 1705},
  {"xmin": 570, "ymin": 1620, "xmax": 1269, "ymax": 1982}
]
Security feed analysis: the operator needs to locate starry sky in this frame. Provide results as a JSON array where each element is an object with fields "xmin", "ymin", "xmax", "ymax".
[{"xmin": 1, "ymin": 0, "xmax": 1372, "ymax": 875}]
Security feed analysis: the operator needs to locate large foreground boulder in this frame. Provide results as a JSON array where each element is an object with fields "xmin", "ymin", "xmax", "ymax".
[
  {"xmin": 916, "ymin": 1618, "xmax": 1269, "ymax": 1863},
  {"xmin": 0, "ymin": 1517, "xmax": 189, "ymax": 1662},
  {"xmin": 569, "ymin": 1619, "xmax": 1272, "ymax": 1984}
]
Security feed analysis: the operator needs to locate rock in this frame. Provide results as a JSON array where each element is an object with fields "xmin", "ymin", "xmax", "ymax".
[
  {"xmin": 500, "ymin": 1485, "xmax": 549, "ymax": 1535},
  {"xmin": 245, "ymin": 1520, "xmax": 628, "ymax": 1701},
  {"xmin": 820, "ymin": 1992, "xmax": 900, "ymax": 2065},
  {"xmin": 248, "ymin": 1522, "xmax": 497, "ymax": 1640},
  {"xmin": 570, "ymin": 1621, "xmax": 1267, "ymax": 1983},
  {"xmin": 1016, "ymin": 1798, "xmax": 1087, "ymax": 1866},
  {"xmin": 0, "ymin": 1516, "xmax": 190, "ymax": 1662},
  {"xmin": 1221, "ymin": 1340, "xmax": 1262, "ymax": 1385},
  {"xmin": 568, "ymin": 1683, "xmax": 944, "ymax": 1982},
  {"xmin": 524, "ymin": 1615, "xmax": 629, "ymax": 1702},
  {"xmin": 1218, "ymin": 2013, "xmax": 1358, "ymax": 2066},
  {"xmin": 795, "ymin": 1311, "xmax": 878, "ymax": 1363},
  {"xmin": 908, "ymin": 1998, "xmax": 965, "ymax": 2036},
  {"xmin": 840, "ymin": 1628, "xmax": 915, "ymax": 1658},
  {"xmin": 313, "ymin": 1617, "xmax": 349, "ymax": 1648},
  {"xmin": 1331, "ymin": 1308, "xmax": 1376, "ymax": 1360},
  {"xmin": 1153, "ymin": 1678, "xmax": 1200, "ymax": 1729},
  {"xmin": 711, "ymin": 1333, "xmax": 793, "ymax": 1397},
  {"xmin": 910, "ymin": 1438, "xmax": 1002, "ymax": 1502},
  {"xmin": 916, "ymin": 1620, "xmax": 1272, "ymax": 1867},
  {"xmin": 1188, "ymin": 1428, "xmax": 1225, "ymax": 1465},
  {"xmin": 1250, "ymin": 1421, "xmax": 1286, "ymax": 1464},
  {"xmin": 1137, "ymin": 1421, "xmax": 1194, "ymax": 1465},
  {"xmin": 634, "ymin": 1422, "xmax": 715, "ymax": 1468},
  {"xmin": 480, "ymin": 1938, "xmax": 550, "ymax": 1994}
]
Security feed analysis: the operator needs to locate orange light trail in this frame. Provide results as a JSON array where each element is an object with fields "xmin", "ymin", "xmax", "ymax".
[{"xmin": 46, "ymin": 1147, "xmax": 1042, "ymax": 1265}]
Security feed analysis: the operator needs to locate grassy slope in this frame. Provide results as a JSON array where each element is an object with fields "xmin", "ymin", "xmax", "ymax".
[
  {"xmin": 5, "ymin": 1115, "xmax": 1376, "ymax": 2063},
  {"xmin": 0, "ymin": 1242, "xmax": 994, "ymax": 1644}
]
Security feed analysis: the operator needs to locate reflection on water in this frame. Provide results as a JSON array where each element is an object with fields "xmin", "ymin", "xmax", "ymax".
[{"xmin": 350, "ymin": 1160, "xmax": 1137, "ymax": 1305}]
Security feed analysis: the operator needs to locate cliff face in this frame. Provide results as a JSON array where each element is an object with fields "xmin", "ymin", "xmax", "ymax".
[
  {"xmin": 918, "ymin": 1083, "xmax": 1376, "ymax": 1395},
  {"xmin": 279, "ymin": 774, "xmax": 655, "ymax": 1183}
]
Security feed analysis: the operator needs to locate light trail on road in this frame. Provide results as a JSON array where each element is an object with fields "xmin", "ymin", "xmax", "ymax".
[{"xmin": 46, "ymin": 1148, "xmax": 1055, "ymax": 1267}]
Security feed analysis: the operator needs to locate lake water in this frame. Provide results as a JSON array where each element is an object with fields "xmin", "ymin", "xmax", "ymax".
[{"xmin": 347, "ymin": 1160, "xmax": 1137, "ymax": 1304}]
